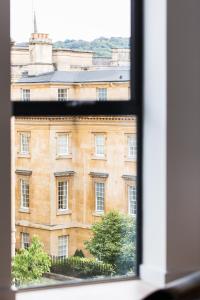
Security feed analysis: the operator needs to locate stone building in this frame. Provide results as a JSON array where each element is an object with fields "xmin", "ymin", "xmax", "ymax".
[
  {"xmin": 14, "ymin": 116, "xmax": 136, "ymax": 256},
  {"xmin": 12, "ymin": 26, "xmax": 135, "ymax": 257}
]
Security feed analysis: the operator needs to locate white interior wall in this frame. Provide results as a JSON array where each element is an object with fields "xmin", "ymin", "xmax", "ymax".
[{"xmin": 166, "ymin": 0, "xmax": 200, "ymax": 281}]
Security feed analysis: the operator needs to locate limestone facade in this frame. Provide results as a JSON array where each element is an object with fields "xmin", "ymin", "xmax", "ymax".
[{"xmin": 14, "ymin": 116, "xmax": 136, "ymax": 256}]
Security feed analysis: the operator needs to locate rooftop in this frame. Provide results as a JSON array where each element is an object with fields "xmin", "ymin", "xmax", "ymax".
[{"xmin": 18, "ymin": 68, "xmax": 130, "ymax": 84}]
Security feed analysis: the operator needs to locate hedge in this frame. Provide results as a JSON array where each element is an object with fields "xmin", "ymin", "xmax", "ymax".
[{"xmin": 51, "ymin": 256, "xmax": 115, "ymax": 278}]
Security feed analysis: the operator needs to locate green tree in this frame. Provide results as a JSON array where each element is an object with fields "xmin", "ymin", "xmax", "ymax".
[
  {"xmin": 85, "ymin": 211, "xmax": 136, "ymax": 275},
  {"xmin": 12, "ymin": 236, "xmax": 51, "ymax": 285}
]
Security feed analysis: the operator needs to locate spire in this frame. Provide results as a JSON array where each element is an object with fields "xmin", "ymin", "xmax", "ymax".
[{"xmin": 34, "ymin": 11, "xmax": 38, "ymax": 33}]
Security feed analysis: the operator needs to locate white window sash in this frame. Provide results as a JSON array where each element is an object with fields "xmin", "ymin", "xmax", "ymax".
[
  {"xmin": 97, "ymin": 88, "xmax": 107, "ymax": 101},
  {"xmin": 128, "ymin": 186, "xmax": 137, "ymax": 216},
  {"xmin": 128, "ymin": 135, "xmax": 137, "ymax": 160},
  {"xmin": 58, "ymin": 88, "xmax": 68, "ymax": 101},
  {"xmin": 58, "ymin": 181, "xmax": 68, "ymax": 210},
  {"xmin": 21, "ymin": 233, "xmax": 30, "ymax": 249},
  {"xmin": 21, "ymin": 89, "xmax": 30, "ymax": 101},
  {"xmin": 20, "ymin": 133, "xmax": 29, "ymax": 155},
  {"xmin": 57, "ymin": 134, "xmax": 69, "ymax": 156},
  {"xmin": 95, "ymin": 135, "xmax": 105, "ymax": 156},
  {"xmin": 20, "ymin": 179, "xmax": 29, "ymax": 209},
  {"xmin": 58, "ymin": 236, "xmax": 68, "ymax": 257},
  {"xmin": 95, "ymin": 182, "xmax": 105, "ymax": 212}
]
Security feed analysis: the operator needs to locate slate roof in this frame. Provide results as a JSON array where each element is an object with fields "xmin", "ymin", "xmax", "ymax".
[{"xmin": 18, "ymin": 69, "xmax": 130, "ymax": 84}]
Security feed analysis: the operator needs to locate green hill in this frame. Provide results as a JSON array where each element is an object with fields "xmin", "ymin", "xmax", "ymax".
[{"xmin": 54, "ymin": 37, "xmax": 130, "ymax": 58}]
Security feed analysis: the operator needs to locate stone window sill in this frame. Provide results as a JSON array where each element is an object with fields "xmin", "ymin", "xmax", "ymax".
[
  {"xmin": 92, "ymin": 212, "xmax": 104, "ymax": 217},
  {"xmin": 56, "ymin": 155, "xmax": 72, "ymax": 160},
  {"xmin": 17, "ymin": 154, "xmax": 31, "ymax": 159},
  {"xmin": 57, "ymin": 209, "xmax": 72, "ymax": 216},
  {"xmin": 92, "ymin": 156, "xmax": 107, "ymax": 161},
  {"xmin": 19, "ymin": 208, "xmax": 30, "ymax": 214}
]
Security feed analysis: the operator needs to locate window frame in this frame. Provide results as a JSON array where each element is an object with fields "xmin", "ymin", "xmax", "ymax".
[
  {"xmin": 95, "ymin": 182, "xmax": 105, "ymax": 213},
  {"xmin": 95, "ymin": 134, "xmax": 105, "ymax": 157},
  {"xmin": 58, "ymin": 88, "xmax": 68, "ymax": 102},
  {"xmin": 128, "ymin": 185, "xmax": 137, "ymax": 216},
  {"xmin": 21, "ymin": 88, "xmax": 31, "ymax": 101},
  {"xmin": 56, "ymin": 133, "xmax": 69, "ymax": 157},
  {"xmin": 0, "ymin": 0, "xmax": 143, "ymax": 296},
  {"xmin": 57, "ymin": 180, "xmax": 68, "ymax": 211},
  {"xmin": 21, "ymin": 232, "xmax": 30, "ymax": 249},
  {"xmin": 58, "ymin": 235, "xmax": 69, "ymax": 258},
  {"xmin": 127, "ymin": 134, "xmax": 137, "ymax": 160},
  {"xmin": 96, "ymin": 87, "xmax": 107, "ymax": 101},
  {"xmin": 19, "ymin": 132, "xmax": 30, "ymax": 156},
  {"xmin": 20, "ymin": 178, "xmax": 30, "ymax": 210}
]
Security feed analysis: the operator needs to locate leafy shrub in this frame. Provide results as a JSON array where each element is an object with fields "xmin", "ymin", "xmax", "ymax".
[
  {"xmin": 84, "ymin": 211, "xmax": 136, "ymax": 275},
  {"xmin": 12, "ymin": 236, "xmax": 51, "ymax": 285},
  {"xmin": 51, "ymin": 256, "xmax": 114, "ymax": 278},
  {"xmin": 73, "ymin": 249, "xmax": 85, "ymax": 258}
]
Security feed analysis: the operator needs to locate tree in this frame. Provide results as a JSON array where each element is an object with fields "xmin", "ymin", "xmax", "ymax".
[
  {"xmin": 12, "ymin": 236, "xmax": 51, "ymax": 285},
  {"xmin": 73, "ymin": 249, "xmax": 85, "ymax": 258},
  {"xmin": 84, "ymin": 211, "xmax": 136, "ymax": 275}
]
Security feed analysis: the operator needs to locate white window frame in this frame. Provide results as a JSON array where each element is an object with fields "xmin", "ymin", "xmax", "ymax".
[
  {"xmin": 19, "ymin": 132, "xmax": 30, "ymax": 156},
  {"xmin": 21, "ymin": 89, "xmax": 30, "ymax": 101},
  {"xmin": 95, "ymin": 134, "xmax": 105, "ymax": 157},
  {"xmin": 95, "ymin": 182, "xmax": 105, "ymax": 213},
  {"xmin": 96, "ymin": 88, "xmax": 107, "ymax": 101},
  {"xmin": 128, "ymin": 185, "xmax": 137, "ymax": 216},
  {"xmin": 57, "ymin": 180, "xmax": 68, "ymax": 211},
  {"xmin": 128, "ymin": 135, "xmax": 137, "ymax": 160},
  {"xmin": 57, "ymin": 133, "xmax": 69, "ymax": 156},
  {"xmin": 58, "ymin": 88, "xmax": 68, "ymax": 101},
  {"xmin": 58, "ymin": 235, "xmax": 68, "ymax": 258},
  {"xmin": 21, "ymin": 232, "xmax": 30, "ymax": 249},
  {"xmin": 20, "ymin": 179, "xmax": 30, "ymax": 209}
]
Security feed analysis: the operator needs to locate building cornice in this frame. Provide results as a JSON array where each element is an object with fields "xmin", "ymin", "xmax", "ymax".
[{"xmin": 15, "ymin": 115, "xmax": 135, "ymax": 122}]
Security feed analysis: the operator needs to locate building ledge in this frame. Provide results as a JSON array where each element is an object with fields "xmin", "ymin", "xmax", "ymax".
[
  {"xmin": 122, "ymin": 175, "xmax": 136, "ymax": 181},
  {"xmin": 19, "ymin": 208, "xmax": 30, "ymax": 214},
  {"xmin": 89, "ymin": 172, "xmax": 109, "ymax": 178},
  {"xmin": 56, "ymin": 209, "xmax": 72, "ymax": 216},
  {"xmin": 15, "ymin": 169, "xmax": 32, "ymax": 176},
  {"xmin": 54, "ymin": 171, "xmax": 75, "ymax": 177}
]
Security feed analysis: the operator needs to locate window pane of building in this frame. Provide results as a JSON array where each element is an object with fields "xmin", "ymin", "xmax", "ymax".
[
  {"xmin": 58, "ymin": 236, "xmax": 68, "ymax": 258},
  {"xmin": 128, "ymin": 135, "xmax": 137, "ymax": 160},
  {"xmin": 128, "ymin": 186, "xmax": 137, "ymax": 216},
  {"xmin": 57, "ymin": 134, "xmax": 69, "ymax": 156},
  {"xmin": 21, "ymin": 232, "xmax": 30, "ymax": 249},
  {"xmin": 20, "ymin": 133, "xmax": 30, "ymax": 155},
  {"xmin": 58, "ymin": 181, "xmax": 68, "ymax": 210},
  {"xmin": 58, "ymin": 89, "xmax": 68, "ymax": 101},
  {"xmin": 20, "ymin": 179, "xmax": 29, "ymax": 209},
  {"xmin": 95, "ymin": 134, "xmax": 105, "ymax": 156},
  {"xmin": 95, "ymin": 182, "xmax": 105, "ymax": 212},
  {"xmin": 97, "ymin": 88, "xmax": 107, "ymax": 101},
  {"xmin": 21, "ymin": 89, "xmax": 30, "ymax": 101}
]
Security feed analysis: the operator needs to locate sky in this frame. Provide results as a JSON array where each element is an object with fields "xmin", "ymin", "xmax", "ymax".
[{"xmin": 11, "ymin": 0, "xmax": 130, "ymax": 42}]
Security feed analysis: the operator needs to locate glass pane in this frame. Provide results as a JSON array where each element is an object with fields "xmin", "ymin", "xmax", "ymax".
[
  {"xmin": 11, "ymin": 115, "xmax": 137, "ymax": 288},
  {"xmin": 11, "ymin": 0, "xmax": 131, "ymax": 102}
]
